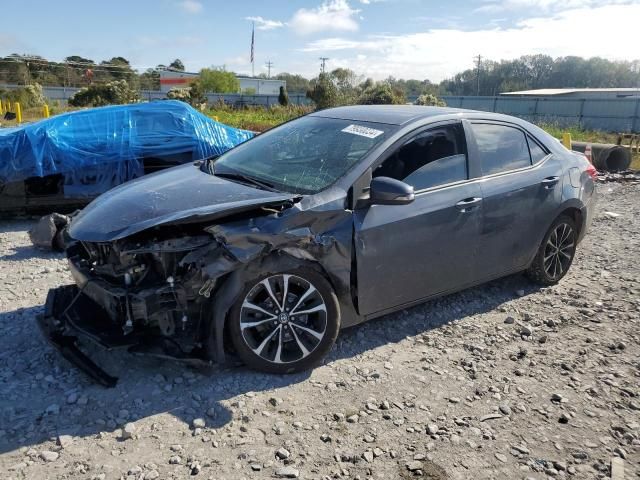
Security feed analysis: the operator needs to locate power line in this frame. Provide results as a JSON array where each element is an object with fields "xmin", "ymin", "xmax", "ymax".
[{"xmin": 265, "ymin": 60, "xmax": 274, "ymax": 79}]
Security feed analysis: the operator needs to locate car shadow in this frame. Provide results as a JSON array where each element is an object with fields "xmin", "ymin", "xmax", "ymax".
[
  {"xmin": 1, "ymin": 244, "xmax": 64, "ymax": 261},
  {"xmin": 0, "ymin": 218, "xmax": 37, "ymax": 235},
  {"xmin": 0, "ymin": 274, "xmax": 540, "ymax": 456}
]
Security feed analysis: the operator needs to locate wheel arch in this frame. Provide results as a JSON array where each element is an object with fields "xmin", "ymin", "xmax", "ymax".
[
  {"xmin": 554, "ymin": 200, "xmax": 585, "ymax": 237},
  {"xmin": 525, "ymin": 200, "xmax": 584, "ymax": 269}
]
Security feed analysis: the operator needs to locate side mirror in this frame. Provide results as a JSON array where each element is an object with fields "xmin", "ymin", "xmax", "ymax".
[{"xmin": 369, "ymin": 176, "xmax": 415, "ymax": 205}]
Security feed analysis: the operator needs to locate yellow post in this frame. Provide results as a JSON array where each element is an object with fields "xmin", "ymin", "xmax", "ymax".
[
  {"xmin": 0, "ymin": 99, "xmax": 3, "ymax": 115},
  {"xmin": 43, "ymin": 104, "xmax": 50, "ymax": 118},
  {"xmin": 15, "ymin": 102, "xmax": 22, "ymax": 123},
  {"xmin": 562, "ymin": 132, "xmax": 572, "ymax": 149}
]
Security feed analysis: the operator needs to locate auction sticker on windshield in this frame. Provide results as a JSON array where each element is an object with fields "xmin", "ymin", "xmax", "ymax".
[{"xmin": 341, "ymin": 124, "xmax": 384, "ymax": 139}]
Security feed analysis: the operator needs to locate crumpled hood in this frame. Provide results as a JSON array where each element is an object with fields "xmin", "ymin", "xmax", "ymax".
[{"xmin": 68, "ymin": 163, "xmax": 296, "ymax": 242}]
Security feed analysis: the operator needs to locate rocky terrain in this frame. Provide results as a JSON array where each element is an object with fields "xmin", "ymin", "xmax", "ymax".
[{"xmin": 0, "ymin": 183, "xmax": 638, "ymax": 480}]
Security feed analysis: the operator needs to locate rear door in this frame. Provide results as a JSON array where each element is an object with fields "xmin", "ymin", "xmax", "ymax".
[
  {"xmin": 354, "ymin": 121, "xmax": 484, "ymax": 316},
  {"xmin": 469, "ymin": 122, "xmax": 563, "ymax": 278}
]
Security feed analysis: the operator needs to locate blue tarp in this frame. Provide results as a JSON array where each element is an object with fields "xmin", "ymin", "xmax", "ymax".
[{"xmin": 0, "ymin": 100, "xmax": 254, "ymax": 194}]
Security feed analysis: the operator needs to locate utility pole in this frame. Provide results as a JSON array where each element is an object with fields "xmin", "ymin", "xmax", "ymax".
[
  {"xmin": 265, "ymin": 60, "xmax": 274, "ymax": 79},
  {"xmin": 475, "ymin": 54, "xmax": 482, "ymax": 96},
  {"xmin": 319, "ymin": 57, "xmax": 329, "ymax": 74}
]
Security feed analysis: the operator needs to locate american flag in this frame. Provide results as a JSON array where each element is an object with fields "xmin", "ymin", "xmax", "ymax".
[{"xmin": 250, "ymin": 23, "xmax": 255, "ymax": 64}]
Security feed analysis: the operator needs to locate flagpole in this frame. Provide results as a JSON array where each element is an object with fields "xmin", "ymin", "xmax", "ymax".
[{"xmin": 251, "ymin": 22, "xmax": 255, "ymax": 77}]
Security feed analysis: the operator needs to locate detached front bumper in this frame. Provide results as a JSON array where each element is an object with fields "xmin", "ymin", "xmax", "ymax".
[{"xmin": 37, "ymin": 285, "xmax": 131, "ymax": 387}]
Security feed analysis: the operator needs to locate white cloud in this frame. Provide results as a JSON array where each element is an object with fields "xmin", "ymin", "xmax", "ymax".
[
  {"xmin": 246, "ymin": 16, "xmax": 285, "ymax": 31},
  {"xmin": 299, "ymin": 3, "xmax": 640, "ymax": 81},
  {"xmin": 178, "ymin": 0, "xmax": 203, "ymax": 14},
  {"xmin": 475, "ymin": 0, "xmax": 632, "ymax": 14},
  {"xmin": 290, "ymin": 0, "xmax": 361, "ymax": 35}
]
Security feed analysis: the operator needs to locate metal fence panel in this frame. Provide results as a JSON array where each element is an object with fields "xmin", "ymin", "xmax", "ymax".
[
  {"xmin": 0, "ymin": 84, "xmax": 312, "ymax": 106},
  {"xmin": 441, "ymin": 95, "xmax": 640, "ymax": 132},
  {"xmin": 494, "ymin": 97, "xmax": 536, "ymax": 115}
]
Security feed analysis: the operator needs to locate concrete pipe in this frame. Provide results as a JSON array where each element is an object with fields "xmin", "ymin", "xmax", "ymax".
[{"xmin": 571, "ymin": 142, "xmax": 631, "ymax": 172}]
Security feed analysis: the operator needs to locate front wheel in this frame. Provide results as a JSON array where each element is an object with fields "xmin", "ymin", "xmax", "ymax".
[
  {"xmin": 228, "ymin": 268, "xmax": 340, "ymax": 374},
  {"xmin": 526, "ymin": 215, "xmax": 577, "ymax": 285}
]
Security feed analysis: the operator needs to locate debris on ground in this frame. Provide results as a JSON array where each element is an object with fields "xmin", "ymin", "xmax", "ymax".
[{"xmin": 27, "ymin": 213, "xmax": 70, "ymax": 251}]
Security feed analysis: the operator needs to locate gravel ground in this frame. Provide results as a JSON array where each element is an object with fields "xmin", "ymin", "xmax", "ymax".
[{"xmin": 1, "ymin": 183, "xmax": 639, "ymax": 480}]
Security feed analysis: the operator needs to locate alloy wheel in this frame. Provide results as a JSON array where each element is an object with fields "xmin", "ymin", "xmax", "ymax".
[
  {"xmin": 239, "ymin": 274, "xmax": 328, "ymax": 364},
  {"xmin": 543, "ymin": 223, "xmax": 575, "ymax": 281}
]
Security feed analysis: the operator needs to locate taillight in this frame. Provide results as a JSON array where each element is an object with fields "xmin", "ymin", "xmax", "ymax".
[{"xmin": 586, "ymin": 163, "xmax": 598, "ymax": 180}]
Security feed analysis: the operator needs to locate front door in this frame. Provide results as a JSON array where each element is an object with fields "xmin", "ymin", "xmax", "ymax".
[{"xmin": 353, "ymin": 122, "xmax": 483, "ymax": 316}]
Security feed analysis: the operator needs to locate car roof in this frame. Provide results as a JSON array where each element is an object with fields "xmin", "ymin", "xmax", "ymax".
[
  {"xmin": 310, "ymin": 105, "xmax": 524, "ymax": 127},
  {"xmin": 310, "ymin": 105, "xmax": 474, "ymax": 126}
]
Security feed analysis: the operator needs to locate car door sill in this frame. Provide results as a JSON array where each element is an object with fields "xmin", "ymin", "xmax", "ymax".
[{"xmin": 361, "ymin": 266, "xmax": 527, "ymax": 322}]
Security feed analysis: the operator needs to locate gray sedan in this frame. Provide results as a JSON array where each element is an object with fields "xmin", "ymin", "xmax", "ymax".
[{"xmin": 43, "ymin": 105, "xmax": 597, "ymax": 383}]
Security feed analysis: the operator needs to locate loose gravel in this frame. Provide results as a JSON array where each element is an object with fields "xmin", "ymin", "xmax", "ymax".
[{"xmin": 1, "ymin": 183, "xmax": 638, "ymax": 479}]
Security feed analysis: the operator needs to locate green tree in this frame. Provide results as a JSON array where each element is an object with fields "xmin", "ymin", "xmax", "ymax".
[
  {"xmin": 101, "ymin": 57, "xmax": 136, "ymax": 83},
  {"xmin": 274, "ymin": 73, "xmax": 310, "ymax": 94},
  {"xmin": 278, "ymin": 86, "xmax": 289, "ymax": 106},
  {"xmin": 169, "ymin": 59, "xmax": 185, "ymax": 71},
  {"xmin": 306, "ymin": 73, "xmax": 338, "ymax": 109},
  {"xmin": 139, "ymin": 68, "xmax": 160, "ymax": 90},
  {"xmin": 199, "ymin": 68, "xmax": 240, "ymax": 93}
]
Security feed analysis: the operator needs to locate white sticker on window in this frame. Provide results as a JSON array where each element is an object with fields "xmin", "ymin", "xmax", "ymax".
[{"xmin": 341, "ymin": 124, "xmax": 384, "ymax": 139}]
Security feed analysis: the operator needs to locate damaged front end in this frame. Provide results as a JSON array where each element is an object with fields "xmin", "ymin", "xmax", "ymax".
[
  {"xmin": 39, "ymin": 193, "xmax": 357, "ymax": 386},
  {"xmin": 40, "ymin": 229, "xmax": 223, "ymax": 386}
]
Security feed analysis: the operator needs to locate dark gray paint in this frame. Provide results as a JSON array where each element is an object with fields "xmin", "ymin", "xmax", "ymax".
[{"xmin": 55, "ymin": 106, "xmax": 597, "ymax": 368}]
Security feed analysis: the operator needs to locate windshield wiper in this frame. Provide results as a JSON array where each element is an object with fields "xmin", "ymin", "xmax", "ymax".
[{"xmin": 213, "ymin": 169, "xmax": 280, "ymax": 192}]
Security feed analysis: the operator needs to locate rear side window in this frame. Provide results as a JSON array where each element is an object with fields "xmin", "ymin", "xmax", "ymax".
[
  {"xmin": 471, "ymin": 123, "xmax": 531, "ymax": 175},
  {"xmin": 527, "ymin": 136, "xmax": 548, "ymax": 164}
]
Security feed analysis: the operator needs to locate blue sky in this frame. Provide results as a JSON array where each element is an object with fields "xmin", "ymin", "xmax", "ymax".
[{"xmin": 1, "ymin": 0, "xmax": 638, "ymax": 81}]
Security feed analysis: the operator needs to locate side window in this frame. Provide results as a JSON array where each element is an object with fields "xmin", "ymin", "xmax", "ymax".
[
  {"xmin": 527, "ymin": 136, "xmax": 549, "ymax": 164},
  {"xmin": 471, "ymin": 123, "xmax": 531, "ymax": 175},
  {"xmin": 373, "ymin": 124, "xmax": 467, "ymax": 190}
]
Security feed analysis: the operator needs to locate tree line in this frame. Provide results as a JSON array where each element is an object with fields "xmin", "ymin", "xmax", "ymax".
[{"xmin": 0, "ymin": 53, "xmax": 638, "ymax": 99}]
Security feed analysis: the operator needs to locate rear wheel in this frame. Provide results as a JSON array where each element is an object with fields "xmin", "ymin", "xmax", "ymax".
[
  {"xmin": 228, "ymin": 268, "xmax": 340, "ymax": 374},
  {"xmin": 526, "ymin": 215, "xmax": 577, "ymax": 285}
]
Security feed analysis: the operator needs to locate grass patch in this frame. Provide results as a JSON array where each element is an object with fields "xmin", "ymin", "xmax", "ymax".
[{"xmin": 205, "ymin": 104, "xmax": 313, "ymax": 132}]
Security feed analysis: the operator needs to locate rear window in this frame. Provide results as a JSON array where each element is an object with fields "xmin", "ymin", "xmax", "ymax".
[{"xmin": 527, "ymin": 136, "xmax": 549, "ymax": 164}]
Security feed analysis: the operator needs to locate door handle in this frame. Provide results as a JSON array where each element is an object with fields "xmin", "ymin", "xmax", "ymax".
[
  {"xmin": 455, "ymin": 197, "xmax": 482, "ymax": 212},
  {"xmin": 541, "ymin": 176, "xmax": 559, "ymax": 189}
]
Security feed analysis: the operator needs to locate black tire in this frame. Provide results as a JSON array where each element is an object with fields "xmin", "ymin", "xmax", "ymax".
[
  {"xmin": 526, "ymin": 214, "xmax": 577, "ymax": 285},
  {"xmin": 227, "ymin": 267, "xmax": 340, "ymax": 374}
]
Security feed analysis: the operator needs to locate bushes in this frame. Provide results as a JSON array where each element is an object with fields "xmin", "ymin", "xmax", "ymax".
[
  {"xmin": 358, "ymin": 83, "xmax": 405, "ymax": 105},
  {"xmin": 166, "ymin": 88, "xmax": 191, "ymax": 102},
  {"xmin": 68, "ymin": 80, "xmax": 140, "ymax": 107},
  {"xmin": 414, "ymin": 94, "xmax": 446, "ymax": 107},
  {"xmin": 0, "ymin": 83, "xmax": 47, "ymax": 108},
  {"xmin": 306, "ymin": 74, "xmax": 407, "ymax": 109},
  {"xmin": 166, "ymin": 80, "xmax": 207, "ymax": 108}
]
